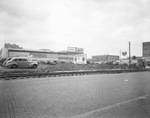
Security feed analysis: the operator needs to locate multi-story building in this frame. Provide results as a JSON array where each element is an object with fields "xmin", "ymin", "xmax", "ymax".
[
  {"xmin": 92, "ymin": 55, "xmax": 119, "ymax": 62},
  {"xmin": 142, "ymin": 42, "xmax": 150, "ymax": 66},
  {"xmin": 143, "ymin": 42, "xmax": 150, "ymax": 57}
]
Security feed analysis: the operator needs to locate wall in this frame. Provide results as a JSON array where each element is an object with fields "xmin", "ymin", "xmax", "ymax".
[
  {"xmin": 31, "ymin": 52, "xmax": 58, "ymax": 60},
  {"xmin": 143, "ymin": 42, "xmax": 150, "ymax": 57},
  {"xmin": 0, "ymin": 48, "xmax": 8, "ymax": 58},
  {"xmin": 92, "ymin": 55, "xmax": 119, "ymax": 62},
  {"xmin": 9, "ymin": 51, "xmax": 30, "ymax": 57},
  {"xmin": 58, "ymin": 54, "xmax": 74, "ymax": 62}
]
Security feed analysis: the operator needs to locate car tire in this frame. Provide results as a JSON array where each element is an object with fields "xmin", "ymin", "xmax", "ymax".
[
  {"xmin": 11, "ymin": 64, "xmax": 17, "ymax": 69},
  {"xmin": 33, "ymin": 64, "xmax": 37, "ymax": 68}
]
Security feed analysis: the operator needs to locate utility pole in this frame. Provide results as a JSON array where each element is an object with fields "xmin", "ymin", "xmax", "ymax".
[
  {"xmin": 129, "ymin": 41, "xmax": 131, "ymax": 68},
  {"xmin": 120, "ymin": 50, "xmax": 121, "ymax": 60}
]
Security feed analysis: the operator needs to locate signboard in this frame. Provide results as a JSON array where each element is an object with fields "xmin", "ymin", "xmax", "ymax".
[
  {"xmin": 75, "ymin": 48, "xmax": 84, "ymax": 53},
  {"xmin": 67, "ymin": 47, "xmax": 84, "ymax": 53},
  {"xmin": 67, "ymin": 47, "xmax": 76, "ymax": 52},
  {"xmin": 73, "ymin": 54, "xmax": 87, "ymax": 64},
  {"xmin": 122, "ymin": 52, "xmax": 127, "ymax": 56}
]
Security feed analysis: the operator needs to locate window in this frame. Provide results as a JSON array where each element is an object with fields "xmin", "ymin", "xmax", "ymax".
[
  {"xmin": 7, "ymin": 58, "xmax": 12, "ymax": 61},
  {"xmin": 13, "ymin": 59, "xmax": 18, "ymax": 61},
  {"xmin": 18, "ymin": 59, "xmax": 23, "ymax": 61},
  {"xmin": 22, "ymin": 59, "xmax": 28, "ymax": 61}
]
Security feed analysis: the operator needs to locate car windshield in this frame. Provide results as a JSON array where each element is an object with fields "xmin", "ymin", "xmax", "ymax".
[
  {"xmin": 7, "ymin": 57, "xmax": 12, "ymax": 61},
  {"xmin": 5, "ymin": 57, "xmax": 12, "ymax": 62}
]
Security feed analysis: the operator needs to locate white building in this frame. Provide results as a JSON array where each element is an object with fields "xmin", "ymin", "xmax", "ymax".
[{"xmin": 0, "ymin": 47, "xmax": 87, "ymax": 64}]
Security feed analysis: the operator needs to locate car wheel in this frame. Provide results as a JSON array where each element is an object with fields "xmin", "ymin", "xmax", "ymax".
[
  {"xmin": 33, "ymin": 64, "xmax": 37, "ymax": 68},
  {"xmin": 11, "ymin": 64, "xmax": 17, "ymax": 69}
]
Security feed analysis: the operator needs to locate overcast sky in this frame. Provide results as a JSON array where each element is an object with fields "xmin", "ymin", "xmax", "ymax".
[{"xmin": 0, "ymin": 0, "xmax": 150, "ymax": 58}]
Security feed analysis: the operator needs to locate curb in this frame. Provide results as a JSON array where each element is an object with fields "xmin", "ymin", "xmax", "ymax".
[{"xmin": 0, "ymin": 69, "xmax": 149, "ymax": 80}]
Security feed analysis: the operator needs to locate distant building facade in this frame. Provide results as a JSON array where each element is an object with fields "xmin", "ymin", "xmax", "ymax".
[
  {"xmin": 143, "ymin": 42, "xmax": 150, "ymax": 57},
  {"xmin": 92, "ymin": 55, "xmax": 119, "ymax": 62},
  {"xmin": 0, "ymin": 47, "xmax": 86, "ymax": 63}
]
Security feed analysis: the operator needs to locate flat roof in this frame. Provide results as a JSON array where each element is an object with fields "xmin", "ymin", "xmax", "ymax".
[
  {"xmin": 3, "ymin": 48, "xmax": 85, "ymax": 55},
  {"xmin": 7, "ymin": 48, "xmax": 67, "ymax": 54},
  {"xmin": 143, "ymin": 42, "xmax": 150, "ymax": 44}
]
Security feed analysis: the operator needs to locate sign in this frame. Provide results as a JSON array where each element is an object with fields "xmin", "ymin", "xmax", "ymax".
[
  {"xmin": 73, "ymin": 54, "xmax": 87, "ymax": 64},
  {"xmin": 67, "ymin": 47, "xmax": 76, "ymax": 52},
  {"xmin": 122, "ymin": 52, "xmax": 127, "ymax": 56},
  {"xmin": 67, "ymin": 47, "xmax": 84, "ymax": 53},
  {"xmin": 75, "ymin": 48, "xmax": 84, "ymax": 53}
]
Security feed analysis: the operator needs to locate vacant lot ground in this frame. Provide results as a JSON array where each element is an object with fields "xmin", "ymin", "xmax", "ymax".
[{"xmin": 0, "ymin": 62, "xmax": 141, "ymax": 75}]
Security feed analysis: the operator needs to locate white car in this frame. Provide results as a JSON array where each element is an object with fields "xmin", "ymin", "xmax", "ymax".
[{"xmin": 3, "ymin": 57, "xmax": 39, "ymax": 69}]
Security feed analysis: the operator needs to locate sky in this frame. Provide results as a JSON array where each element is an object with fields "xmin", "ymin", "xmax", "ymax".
[{"xmin": 0, "ymin": 0, "xmax": 150, "ymax": 58}]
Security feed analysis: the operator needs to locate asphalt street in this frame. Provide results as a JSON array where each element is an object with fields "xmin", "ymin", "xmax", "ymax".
[{"xmin": 0, "ymin": 72, "xmax": 150, "ymax": 118}]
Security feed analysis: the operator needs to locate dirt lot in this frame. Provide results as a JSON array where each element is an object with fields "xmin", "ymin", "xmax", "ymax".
[{"xmin": 0, "ymin": 62, "xmax": 140, "ymax": 75}]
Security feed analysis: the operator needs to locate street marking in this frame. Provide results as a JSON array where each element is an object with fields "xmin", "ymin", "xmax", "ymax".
[
  {"xmin": 124, "ymin": 79, "xmax": 128, "ymax": 81},
  {"xmin": 70, "ymin": 94, "xmax": 150, "ymax": 118}
]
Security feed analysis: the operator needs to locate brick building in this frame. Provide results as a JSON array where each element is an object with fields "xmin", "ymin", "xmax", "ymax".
[
  {"xmin": 143, "ymin": 42, "xmax": 150, "ymax": 57},
  {"xmin": 92, "ymin": 55, "xmax": 119, "ymax": 62}
]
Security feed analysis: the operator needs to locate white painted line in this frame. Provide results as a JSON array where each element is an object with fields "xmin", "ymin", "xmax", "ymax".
[
  {"xmin": 124, "ymin": 79, "xmax": 128, "ymax": 81},
  {"xmin": 70, "ymin": 94, "xmax": 150, "ymax": 118}
]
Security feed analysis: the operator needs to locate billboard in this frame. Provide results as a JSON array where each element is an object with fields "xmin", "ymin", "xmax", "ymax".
[
  {"xmin": 73, "ymin": 54, "xmax": 87, "ymax": 64},
  {"xmin": 75, "ymin": 48, "xmax": 84, "ymax": 53},
  {"xmin": 67, "ymin": 47, "xmax": 84, "ymax": 53},
  {"xmin": 67, "ymin": 47, "xmax": 76, "ymax": 52}
]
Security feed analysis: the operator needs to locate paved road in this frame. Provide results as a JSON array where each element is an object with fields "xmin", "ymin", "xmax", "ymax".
[{"xmin": 0, "ymin": 72, "xmax": 150, "ymax": 118}]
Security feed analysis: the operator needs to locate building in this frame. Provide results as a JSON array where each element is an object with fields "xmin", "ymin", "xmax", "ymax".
[
  {"xmin": 143, "ymin": 42, "xmax": 150, "ymax": 57},
  {"xmin": 92, "ymin": 55, "xmax": 119, "ymax": 62},
  {"xmin": 142, "ymin": 42, "xmax": 150, "ymax": 66},
  {"xmin": 0, "ymin": 48, "xmax": 59, "ymax": 60},
  {"xmin": 0, "ymin": 47, "xmax": 86, "ymax": 63}
]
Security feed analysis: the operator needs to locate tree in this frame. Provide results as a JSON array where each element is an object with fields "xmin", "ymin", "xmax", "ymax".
[
  {"xmin": 4, "ymin": 43, "xmax": 23, "ymax": 49},
  {"xmin": 132, "ymin": 56, "xmax": 136, "ymax": 60},
  {"xmin": 122, "ymin": 52, "xmax": 127, "ymax": 56}
]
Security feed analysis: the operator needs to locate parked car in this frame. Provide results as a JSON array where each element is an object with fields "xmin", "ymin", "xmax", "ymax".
[
  {"xmin": 2, "ymin": 57, "xmax": 12, "ymax": 66},
  {"xmin": 3, "ymin": 57, "xmax": 39, "ymax": 69},
  {"xmin": 0, "ymin": 58, "xmax": 7, "ymax": 63},
  {"xmin": 0, "ymin": 58, "xmax": 7, "ymax": 65}
]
